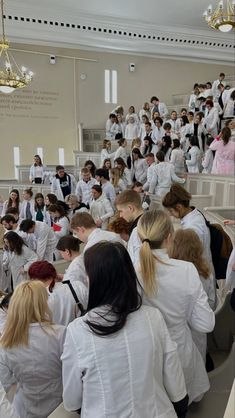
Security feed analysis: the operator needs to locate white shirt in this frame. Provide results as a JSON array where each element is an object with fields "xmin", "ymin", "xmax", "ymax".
[
  {"xmin": 114, "ymin": 146, "xmax": 128, "ymax": 164},
  {"xmin": 186, "ymin": 146, "xmax": 201, "ymax": 173},
  {"xmin": 75, "ymin": 178, "xmax": 96, "ymax": 205},
  {"xmin": 152, "ymin": 126, "xmax": 165, "ymax": 145},
  {"xmin": 143, "ymin": 163, "xmax": 156, "ymax": 191},
  {"xmin": 139, "ymin": 249, "xmax": 215, "ymax": 403},
  {"xmin": 84, "ymin": 228, "xmax": 123, "ymax": 252},
  {"xmin": 0, "ymin": 381, "xmax": 19, "ymax": 418},
  {"xmin": 48, "ymin": 281, "xmax": 88, "ymax": 326},
  {"xmin": 170, "ymin": 148, "xmax": 185, "ymax": 174},
  {"xmin": 29, "ymin": 221, "xmax": 56, "ymax": 262},
  {"xmin": 29, "ymin": 165, "xmax": 45, "ymax": 182},
  {"xmin": 90, "ymin": 194, "xmax": 114, "ymax": 230},
  {"xmin": 2, "ymin": 245, "xmax": 38, "ymax": 288},
  {"xmin": 62, "ymin": 305, "xmax": 187, "ymax": 418},
  {"xmin": 149, "ymin": 162, "xmax": 185, "ymax": 196},
  {"xmin": 121, "ymin": 167, "xmax": 132, "ymax": 187},
  {"xmin": 0, "ymin": 323, "xmax": 66, "ymax": 418},
  {"xmin": 100, "ymin": 149, "xmax": 116, "ymax": 166},
  {"xmin": 125, "ymin": 123, "xmax": 139, "ymax": 140},
  {"xmin": 125, "ymin": 112, "xmax": 139, "ymax": 124},
  {"xmin": 131, "ymin": 159, "xmax": 148, "ymax": 184},
  {"xmin": 128, "ymin": 225, "xmax": 142, "ymax": 266}
]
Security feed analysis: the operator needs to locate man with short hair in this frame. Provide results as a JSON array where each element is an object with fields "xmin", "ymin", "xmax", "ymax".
[
  {"xmin": 90, "ymin": 185, "xmax": 114, "ymax": 230},
  {"xmin": 115, "ymin": 190, "xmax": 143, "ymax": 265},
  {"xmin": 150, "ymin": 96, "xmax": 168, "ymax": 119},
  {"xmin": 51, "ymin": 165, "xmax": 76, "ymax": 201},
  {"xmin": 0, "ymin": 215, "xmax": 19, "ymax": 232},
  {"xmin": 20, "ymin": 219, "xmax": 57, "ymax": 262},
  {"xmin": 212, "ymin": 72, "xmax": 226, "ymax": 99},
  {"xmin": 75, "ymin": 167, "xmax": 96, "ymax": 206},
  {"xmin": 143, "ymin": 153, "xmax": 156, "ymax": 192},
  {"xmin": 95, "ymin": 168, "xmax": 116, "ymax": 209}
]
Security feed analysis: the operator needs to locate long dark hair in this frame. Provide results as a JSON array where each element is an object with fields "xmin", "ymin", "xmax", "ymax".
[
  {"xmin": 143, "ymin": 136, "xmax": 154, "ymax": 156},
  {"xmin": 84, "ymin": 160, "xmax": 96, "ymax": 178},
  {"xmin": 84, "ymin": 241, "xmax": 142, "ymax": 336},
  {"xmin": 132, "ymin": 147, "xmax": 144, "ymax": 162},
  {"xmin": 7, "ymin": 189, "xmax": 20, "ymax": 211},
  {"xmin": 161, "ymin": 136, "xmax": 172, "ymax": 155},
  {"xmin": 4, "ymin": 231, "xmax": 26, "ymax": 255},
  {"xmin": 34, "ymin": 192, "xmax": 45, "ymax": 211},
  {"xmin": 33, "ymin": 154, "xmax": 43, "ymax": 166}
]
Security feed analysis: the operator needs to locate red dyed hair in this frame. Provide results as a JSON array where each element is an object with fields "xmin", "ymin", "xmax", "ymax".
[{"xmin": 28, "ymin": 261, "xmax": 57, "ymax": 293}]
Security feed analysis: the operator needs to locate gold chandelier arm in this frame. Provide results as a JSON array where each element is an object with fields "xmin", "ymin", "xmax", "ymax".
[{"xmin": 1, "ymin": 0, "xmax": 6, "ymax": 41}]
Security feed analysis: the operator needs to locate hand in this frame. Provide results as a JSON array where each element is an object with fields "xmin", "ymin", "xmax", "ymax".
[
  {"xmin": 144, "ymin": 191, "xmax": 150, "ymax": 196},
  {"xmin": 223, "ymin": 219, "xmax": 235, "ymax": 226},
  {"xmin": 57, "ymin": 273, "xmax": 64, "ymax": 281},
  {"xmin": 232, "ymin": 263, "xmax": 235, "ymax": 272},
  {"xmin": 19, "ymin": 267, "xmax": 25, "ymax": 274},
  {"xmin": 95, "ymin": 219, "xmax": 102, "ymax": 227}
]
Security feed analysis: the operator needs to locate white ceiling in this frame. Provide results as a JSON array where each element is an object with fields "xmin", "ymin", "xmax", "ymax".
[{"xmin": 2, "ymin": 0, "xmax": 234, "ymax": 64}]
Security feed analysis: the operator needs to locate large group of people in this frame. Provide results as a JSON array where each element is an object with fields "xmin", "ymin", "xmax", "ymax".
[{"xmin": 0, "ymin": 71, "xmax": 234, "ymax": 418}]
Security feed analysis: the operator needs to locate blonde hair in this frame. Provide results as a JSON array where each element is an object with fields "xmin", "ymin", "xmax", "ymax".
[
  {"xmin": 137, "ymin": 210, "xmax": 173, "ymax": 296},
  {"xmin": 102, "ymin": 139, "xmax": 111, "ymax": 149},
  {"xmin": 65, "ymin": 194, "xmax": 78, "ymax": 204},
  {"xmin": 1, "ymin": 281, "xmax": 53, "ymax": 349},
  {"xmin": 131, "ymin": 138, "xmax": 141, "ymax": 149},
  {"xmin": 169, "ymin": 229, "xmax": 211, "ymax": 279},
  {"xmin": 110, "ymin": 168, "xmax": 121, "ymax": 188}
]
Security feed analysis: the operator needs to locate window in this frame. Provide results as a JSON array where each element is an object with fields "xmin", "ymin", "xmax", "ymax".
[
  {"xmin": 105, "ymin": 69, "xmax": 117, "ymax": 104},
  {"xmin": 58, "ymin": 148, "xmax": 65, "ymax": 165},
  {"xmin": 13, "ymin": 147, "xmax": 20, "ymax": 180},
  {"xmin": 36, "ymin": 147, "xmax": 43, "ymax": 161}
]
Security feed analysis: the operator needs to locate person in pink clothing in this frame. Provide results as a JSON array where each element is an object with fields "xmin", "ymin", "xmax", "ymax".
[{"xmin": 210, "ymin": 127, "xmax": 235, "ymax": 176}]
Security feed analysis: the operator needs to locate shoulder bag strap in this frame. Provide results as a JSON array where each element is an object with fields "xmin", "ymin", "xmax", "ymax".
[{"xmin": 62, "ymin": 280, "xmax": 85, "ymax": 316}]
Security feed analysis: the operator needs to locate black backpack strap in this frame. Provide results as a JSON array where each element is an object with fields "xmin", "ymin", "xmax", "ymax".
[{"xmin": 62, "ymin": 280, "xmax": 85, "ymax": 316}]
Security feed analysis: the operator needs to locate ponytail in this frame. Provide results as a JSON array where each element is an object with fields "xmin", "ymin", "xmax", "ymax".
[{"xmin": 139, "ymin": 241, "xmax": 157, "ymax": 296}]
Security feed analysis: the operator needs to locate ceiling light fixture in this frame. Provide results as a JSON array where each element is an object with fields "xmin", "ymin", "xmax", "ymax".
[
  {"xmin": 0, "ymin": 0, "xmax": 33, "ymax": 94},
  {"xmin": 203, "ymin": 0, "xmax": 235, "ymax": 32}
]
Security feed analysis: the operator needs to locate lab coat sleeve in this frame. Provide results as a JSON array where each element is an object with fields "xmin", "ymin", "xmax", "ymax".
[
  {"xmin": 29, "ymin": 165, "xmax": 34, "ymax": 182},
  {"xmin": 75, "ymin": 182, "xmax": 82, "ymax": 200},
  {"xmin": 170, "ymin": 165, "xmax": 185, "ymax": 184},
  {"xmin": 119, "ymin": 179, "xmax": 126, "ymax": 192},
  {"xmin": 55, "ymin": 219, "xmax": 69, "ymax": 239},
  {"xmin": 23, "ymin": 248, "xmax": 38, "ymax": 272},
  {"xmin": 36, "ymin": 227, "xmax": 49, "ymax": 260},
  {"xmin": 209, "ymin": 139, "xmax": 220, "ymax": 151},
  {"xmin": 149, "ymin": 169, "xmax": 158, "ymax": 194},
  {"xmin": 186, "ymin": 150, "xmax": 197, "ymax": 166},
  {"xmin": 124, "ymin": 168, "xmax": 132, "ymax": 186},
  {"xmin": 100, "ymin": 200, "xmax": 114, "ymax": 222},
  {"xmin": 138, "ymin": 161, "xmax": 148, "ymax": 184},
  {"xmin": 162, "ymin": 103, "xmax": 168, "ymax": 118},
  {"xmin": 70, "ymin": 175, "xmax": 77, "ymax": 194},
  {"xmin": 158, "ymin": 313, "xmax": 187, "ymax": 402},
  {"xmin": 61, "ymin": 325, "xmax": 83, "ymax": 411},
  {"xmin": 187, "ymin": 266, "xmax": 215, "ymax": 333},
  {"xmin": 0, "ymin": 381, "xmax": 19, "ymax": 418},
  {"xmin": 51, "ymin": 178, "xmax": 57, "ymax": 194},
  {"xmin": 0, "ymin": 351, "xmax": 17, "ymax": 392},
  {"xmin": 2, "ymin": 250, "xmax": 10, "ymax": 272},
  {"xmin": 202, "ymin": 150, "xmax": 212, "ymax": 170},
  {"xmin": 210, "ymin": 109, "xmax": 219, "ymax": 131}
]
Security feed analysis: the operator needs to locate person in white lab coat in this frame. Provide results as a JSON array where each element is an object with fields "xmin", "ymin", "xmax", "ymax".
[
  {"xmin": 114, "ymin": 138, "xmax": 128, "ymax": 164},
  {"xmin": 150, "ymin": 96, "xmax": 168, "ymax": 119},
  {"xmin": 124, "ymin": 116, "xmax": 139, "ymax": 140},
  {"xmin": 131, "ymin": 148, "xmax": 148, "ymax": 184},
  {"xmin": 75, "ymin": 167, "xmax": 97, "ymax": 206},
  {"xmin": 100, "ymin": 140, "xmax": 116, "ymax": 167},
  {"xmin": 139, "ymin": 102, "xmax": 151, "ymax": 120},
  {"xmin": 28, "ymin": 261, "xmax": 88, "ymax": 326},
  {"xmin": 19, "ymin": 188, "xmax": 34, "ymax": 221},
  {"xmin": 29, "ymin": 155, "xmax": 45, "ymax": 184},
  {"xmin": 0, "ymin": 280, "xmax": 66, "ymax": 418},
  {"xmin": 3, "ymin": 232, "xmax": 38, "ymax": 289},
  {"xmin": 152, "ymin": 116, "xmax": 165, "ymax": 148},
  {"xmin": 90, "ymin": 185, "xmax": 114, "ymax": 230},
  {"xmin": 204, "ymin": 99, "xmax": 219, "ymax": 138},
  {"xmin": 1, "ymin": 189, "xmax": 22, "ymax": 218},
  {"xmin": 65, "ymin": 194, "xmax": 89, "ymax": 220},
  {"xmin": 110, "ymin": 167, "xmax": 126, "ymax": 194},
  {"xmin": 95, "ymin": 168, "xmax": 116, "ymax": 209},
  {"xmin": 51, "ymin": 165, "xmax": 76, "ymax": 202},
  {"xmin": 33, "ymin": 193, "xmax": 51, "ymax": 225},
  {"xmin": 143, "ymin": 153, "xmax": 156, "ymax": 191},
  {"xmin": 114, "ymin": 157, "xmax": 132, "ymax": 187},
  {"xmin": 183, "ymin": 113, "xmax": 207, "ymax": 153},
  {"xmin": 48, "ymin": 204, "xmax": 70, "ymax": 241},
  {"xmin": 170, "ymin": 139, "xmax": 186, "ymax": 175},
  {"xmin": 105, "ymin": 113, "xmax": 118, "ymax": 139},
  {"xmin": 19, "ymin": 219, "xmax": 57, "ymax": 262},
  {"xmin": 169, "ymin": 228, "xmax": 217, "ymax": 362},
  {"xmin": 188, "ymin": 84, "xmax": 200, "ymax": 113},
  {"xmin": 115, "ymin": 190, "xmax": 143, "ymax": 265},
  {"xmin": 211, "ymin": 72, "xmax": 226, "ymax": 100},
  {"xmin": 185, "ymin": 136, "xmax": 201, "ymax": 173},
  {"xmin": 125, "ymin": 105, "xmax": 139, "ymax": 124},
  {"xmin": 162, "ymin": 184, "xmax": 212, "ymax": 264},
  {"xmin": 56, "ymin": 235, "xmax": 83, "ymax": 283},
  {"xmin": 166, "ymin": 111, "xmax": 181, "ymax": 135},
  {"xmin": 202, "ymin": 136, "xmax": 214, "ymax": 174},
  {"xmin": 61, "ymin": 241, "xmax": 188, "ymax": 418},
  {"xmin": 149, "ymin": 151, "xmax": 185, "ymax": 196},
  {"xmin": 137, "ymin": 210, "xmax": 215, "ymax": 403}
]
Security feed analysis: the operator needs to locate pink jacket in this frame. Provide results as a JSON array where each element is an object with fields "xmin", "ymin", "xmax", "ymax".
[{"xmin": 210, "ymin": 139, "xmax": 235, "ymax": 176}]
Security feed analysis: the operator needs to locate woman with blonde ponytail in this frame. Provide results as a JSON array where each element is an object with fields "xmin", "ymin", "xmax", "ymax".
[
  {"xmin": 137, "ymin": 210, "xmax": 215, "ymax": 405},
  {"xmin": 0, "ymin": 281, "xmax": 66, "ymax": 418}
]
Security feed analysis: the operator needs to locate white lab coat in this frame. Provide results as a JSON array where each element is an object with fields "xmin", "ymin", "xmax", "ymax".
[
  {"xmin": 51, "ymin": 174, "xmax": 76, "ymax": 202},
  {"xmin": 212, "ymin": 78, "xmax": 227, "ymax": 100},
  {"xmin": 186, "ymin": 146, "xmax": 201, "ymax": 173},
  {"xmin": 204, "ymin": 107, "xmax": 219, "ymax": 137},
  {"xmin": 114, "ymin": 146, "xmax": 128, "ymax": 164},
  {"xmin": 19, "ymin": 200, "xmax": 35, "ymax": 220},
  {"xmin": 149, "ymin": 162, "xmax": 185, "ymax": 196},
  {"xmin": 170, "ymin": 148, "xmax": 185, "ymax": 175},
  {"xmin": 143, "ymin": 163, "xmax": 156, "ymax": 191},
  {"xmin": 125, "ymin": 123, "xmax": 139, "ymax": 140},
  {"xmin": 90, "ymin": 194, "xmax": 114, "ymax": 230},
  {"xmin": 0, "ymin": 323, "xmax": 66, "ymax": 418},
  {"xmin": 127, "ymin": 226, "xmax": 142, "ymax": 266},
  {"xmin": 202, "ymin": 149, "xmax": 214, "ymax": 174},
  {"xmin": 125, "ymin": 112, "xmax": 139, "ymax": 124},
  {"xmin": 2, "ymin": 246, "xmax": 38, "ymax": 289},
  {"xmin": 151, "ymin": 102, "xmax": 168, "ymax": 119},
  {"xmin": 29, "ymin": 165, "xmax": 45, "ymax": 183},
  {"xmin": 75, "ymin": 178, "xmax": 96, "ymax": 205},
  {"xmin": 53, "ymin": 217, "xmax": 70, "ymax": 241},
  {"xmin": 62, "ymin": 305, "xmax": 187, "ymax": 418},
  {"xmin": 131, "ymin": 159, "xmax": 148, "ymax": 184},
  {"xmin": 181, "ymin": 208, "xmax": 212, "ymax": 264},
  {"xmin": 0, "ymin": 381, "xmax": 19, "ymax": 418},
  {"xmin": 63, "ymin": 255, "xmax": 84, "ymax": 283},
  {"xmin": 184, "ymin": 122, "xmax": 207, "ymax": 152},
  {"xmin": 152, "ymin": 126, "xmax": 165, "ymax": 146},
  {"xmin": 138, "ymin": 249, "xmax": 215, "ymax": 403},
  {"xmin": 225, "ymin": 248, "xmax": 235, "ymax": 291},
  {"xmin": 31, "ymin": 221, "xmax": 57, "ymax": 262},
  {"xmin": 222, "ymin": 88, "xmax": 235, "ymax": 118},
  {"xmin": 139, "ymin": 108, "xmax": 151, "ymax": 120},
  {"xmin": 47, "ymin": 281, "xmax": 88, "ymax": 326},
  {"xmin": 112, "ymin": 178, "xmax": 126, "ymax": 194},
  {"xmin": 166, "ymin": 118, "xmax": 181, "ymax": 134},
  {"xmin": 100, "ymin": 149, "xmax": 115, "ymax": 167},
  {"xmin": 188, "ymin": 93, "xmax": 199, "ymax": 112},
  {"xmin": 101, "ymin": 181, "xmax": 116, "ymax": 208},
  {"xmin": 32, "ymin": 207, "xmax": 51, "ymax": 226},
  {"xmin": 121, "ymin": 167, "xmax": 132, "ymax": 187},
  {"xmin": 1, "ymin": 201, "xmax": 22, "ymax": 218}
]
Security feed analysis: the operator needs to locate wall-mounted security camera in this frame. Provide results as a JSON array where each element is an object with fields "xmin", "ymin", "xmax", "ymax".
[
  {"xmin": 129, "ymin": 63, "xmax": 135, "ymax": 72},
  {"xmin": 50, "ymin": 55, "xmax": 56, "ymax": 64}
]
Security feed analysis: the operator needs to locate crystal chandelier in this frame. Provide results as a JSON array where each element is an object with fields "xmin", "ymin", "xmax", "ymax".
[
  {"xmin": 0, "ymin": 0, "xmax": 33, "ymax": 94},
  {"xmin": 203, "ymin": 0, "xmax": 235, "ymax": 32}
]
